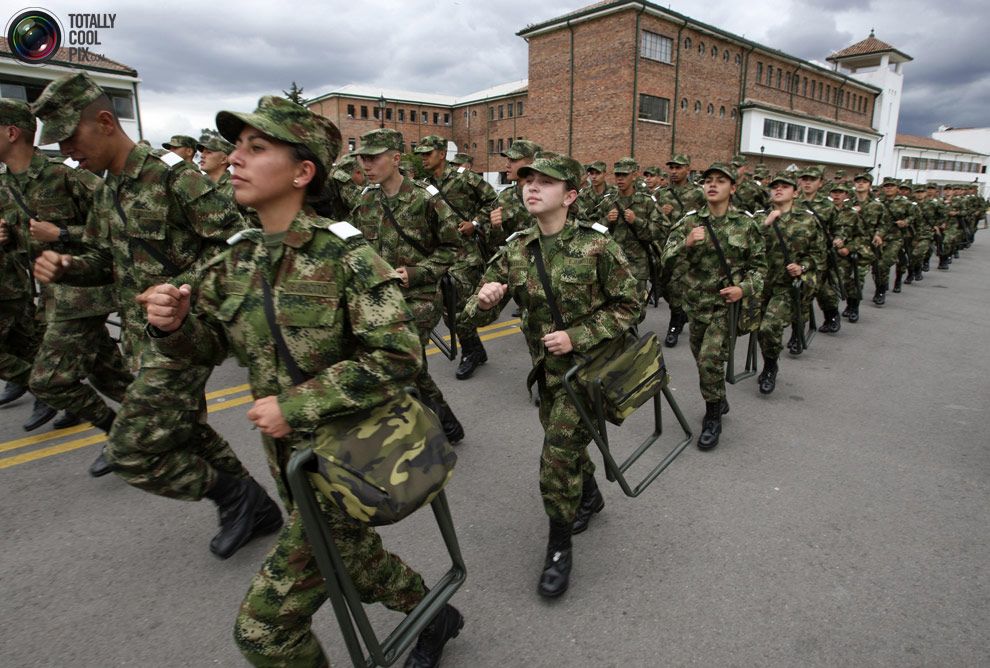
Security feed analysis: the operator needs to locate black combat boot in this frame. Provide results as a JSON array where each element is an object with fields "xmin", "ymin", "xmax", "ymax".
[
  {"xmin": 914, "ymin": 268, "xmax": 924, "ymax": 282},
  {"xmin": 0, "ymin": 381, "xmax": 27, "ymax": 406},
  {"xmin": 435, "ymin": 403, "xmax": 464, "ymax": 444},
  {"xmin": 204, "ymin": 472, "xmax": 284, "ymax": 559},
  {"xmin": 818, "ymin": 309, "xmax": 840, "ymax": 333},
  {"xmin": 538, "ymin": 520, "xmax": 573, "ymax": 598},
  {"xmin": 953, "ymin": 251, "xmax": 960, "ymax": 259},
  {"xmin": 787, "ymin": 330, "xmax": 803, "ymax": 355},
  {"xmin": 874, "ymin": 280, "xmax": 887, "ymax": 306},
  {"xmin": 937, "ymin": 256, "xmax": 950, "ymax": 270},
  {"xmin": 88, "ymin": 411, "xmax": 117, "ymax": 477},
  {"xmin": 403, "ymin": 604, "xmax": 464, "ymax": 668},
  {"xmin": 847, "ymin": 299, "xmax": 860, "ymax": 323},
  {"xmin": 758, "ymin": 358, "xmax": 778, "ymax": 395},
  {"xmin": 22, "ymin": 397, "xmax": 56, "ymax": 432},
  {"xmin": 903, "ymin": 268, "xmax": 914, "ymax": 285},
  {"xmin": 664, "ymin": 308, "xmax": 686, "ymax": 347},
  {"xmin": 922, "ymin": 259, "xmax": 930, "ymax": 272},
  {"xmin": 53, "ymin": 411, "xmax": 82, "ymax": 429},
  {"xmin": 571, "ymin": 475, "xmax": 604, "ymax": 535},
  {"xmin": 697, "ymin": 400, "xmax": 728, "ymax": 451},
  {"xmin": 454, "ymin": 333, "xmax": 487, "ymax": 380},
  {"xmin": 892, "ymin": 270, "xmax": 903, "ymax": 293},
  {"xmin": 841, "ymin": 303, "xmax": 852, "ymax": 318}
]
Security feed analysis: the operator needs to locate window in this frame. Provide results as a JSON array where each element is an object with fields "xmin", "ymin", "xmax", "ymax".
[
  {"xmin": 422, "ymin": 112, "xmax": 428, "ymax": 124},
  {"xmin": 498, "ymin": 105, "xmax": 504, "ymax": 119},
  {"xmin": 488, "ymin": 139, "xmax": 494, "ymax": 154},
  {"xmin": 360, "ymin": 106, "xmax": 368, "ymax": 119},
  {"xmin": 497, "ymin": 138, "xmax": 504, "ymax": 153},
  {"xmin": 901, "ymin": 156, "xmax": 911, "ymax": 169},
  {"xmin": 807, "ymin": 128, "xmax": 824, "ymax": 145},
  {"xmin": 638, "ymin": 94, "xmax": 670, "ymax": 122},
  {"xmin": 756, "ymin": 62, "xmax": 763, "ymax": 82},
  {"xmin": 698, "ymin": 41, "xmax": 705, "ymax": 54},
  {"xmin": 730, "ymin": 108, "xmax": 737, "ymax": 119},
  {"xmin": 711, "ymin": 46, "xmax": 718, "ymax": 58},
  {"xmin": 707, "ymin": 103, "xmax": 714, "ymax": 115},
  {"xmin": 411, "ymin": 110, "xmax": 417, "ymax": 122},
  {"xmin": 444, "ymin": 113, "xmax": 450, "ymax": 125},
  {"xmin": 786, "ymin": 123, "xmax": 805, "ymax": 142},
  {"xmin": 776, "ymin": 69, "xmax": 782, "ymax": 88},
  {"xmin": 346, "ymin": 104, "xmax": 355, "ymax": 118},
  {"xmin": 858, "ymin": 138, "xmax": 871, "ymax": 154},
  {"xmin": 786, "ymin": 73, "xmax": 791, "ymax": 90},
  {"xmin": 473, "ymin": 109, "xmax": 477, "ymax": 117},
  {"xmin": 735, "ymin": 54, "xmax": 742, "ymax": 64},
  {"xmin": 763, "ymin": 119, "xmax": 786, "ymax": 139},
  {"xmin": 803, "ymin": 78, "xmax": 808, "ymax": 96},
  {"xmin": 110, "ymin": 93, "xmax": 134, "ymax": 119},
  {"xmin": 640, "ymin": 30, "xmax": 673, "ymax": 64},
  {"xmin": 507, "ymin": 103, "xmax": 513, "ymax": 118},
  {"xmin": 842, "ymin": 135, "xmax": 857, "ymax": 151},
  {"xmin": 684, "ymin": 37, "xmax": 692, "ymax": 49},
  {"xmin": 719, "ymin": 106, "xmax": 726, "ymax": 118},
  {"xmin": 398, "ymin": 109, "xmax": 405, "ymax": 122},
  {"xmin": 723, "ymin": 49, "xmax": 730, "ymax": 62},
  {"xmin": 694, "ymin": 100, "xmax": 702, "ymax": 113},
  {"xmin": 471, "ymin": 142, "xmax": 476, "ymax": 149},
  {"xmin": 826, "ymin": 84, "xmax": 831, "ymax": 102},
  {"xmin": 433, "ymin": 112, "xmax": 439, "ymax": 124},
  {"xmin": 826, "ymin": 131, "xmax": 841, "ymax": 148},
  {"xmin": 488, "ymin": 106, "xmax": 494, "ymax": 120},
  {"xmin": 766, "ymin": 65, "xmax": 773, "ymax": 86},
  {"xmin": 517, "ymin": 101, "xmax": 523, "ymax": 116},
  {"xmin": 373, "ymin": 107, "xmax": 380, "ymax": 120},
  {"xmin": 680, "ymin": 97, "xmax": 688, "ymax": 109},
  {"xmin": 385, "ymin": 108, "xmax": 392, "ymax": 121}
]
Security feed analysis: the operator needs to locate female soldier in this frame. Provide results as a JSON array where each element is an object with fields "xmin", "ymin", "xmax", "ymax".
[
  {"xmin": 141, "ymin": 96, "xmax": 461, "ymax": 668},
  {"xmin": 463, "ymin": 155, "xmax": 640, "ymax": 598}
]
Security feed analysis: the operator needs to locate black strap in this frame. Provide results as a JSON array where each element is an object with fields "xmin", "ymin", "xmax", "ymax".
[
  {"xmin": 378, "ymin": 190, "xmax": 434, "ymax": 259},
  {"xmin": 6, "ymin": 182, "xmax": 36, "ymax": 221},
  {"xmin": 3, "ymin": 182, "xmax": 40, "ymax": 297},
  {"xmin": 259, "ymin": 275, "xmax": 312, "ymax": 386},
  {"xmin": 699, "ymin": 217, "xmax": 736, "ymax": 288},
  {"xmin": 113, "ymin": 187, "xmax": 184, "ymax": 276},
  {"xmin": 530, "ymin": 239, "xmax": 566, "ymax": 331},
  {"xmin": 769, "ymin": 217, "xmax": 794, "ymax": 267},
  {"xmin": 434, "ymin": 178, "xmax": 492, "ymax": 261}
]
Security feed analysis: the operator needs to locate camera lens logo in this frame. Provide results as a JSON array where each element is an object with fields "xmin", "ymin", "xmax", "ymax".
[{"xmin": 6, "ymin": 9, "xmax": 62, "ymax": 64}]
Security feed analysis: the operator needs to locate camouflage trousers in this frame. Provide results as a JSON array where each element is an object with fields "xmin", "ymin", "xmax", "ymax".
[
  {"xmin": 814, "ymin": 272, "xmax": 840, "ymax": 312},
  {"xmin": 876, "ymin": 237, "xmax": 904, "ymax": 281},
  {"xmin": 0, "ymin": 298, "xmax": 41, "ymax": 386},
  {"xmin": 838, "ymin": 254, "xmax": 870, "ymax": 302},
  {"xmin": 687, "ymin": 310, "xmax": 730, "ymax": 404},
  {"xmin": 537, "ymin": 366, "xmax": 596, "ymax": 524},
  {"xmin": 235, "ymin": 485, "xmax": 425, "ymax": 667},
  {"xmin": 450, "ymin": 260, "xmax": 484, "ymax": 343},
  {"xmin": 105, "ymin": 363, "xmax": 249, "ymax": 501},
  {"xmin": 29, "ymin": 314, "xmax": 132, "ymax": 424},
  {"xmin": 406, "ymin": 294, "xmax": 452, "ymax": 415},
  {"xmin": 758, "ymin": 288, "xmax": 800, "ymax": 361}
]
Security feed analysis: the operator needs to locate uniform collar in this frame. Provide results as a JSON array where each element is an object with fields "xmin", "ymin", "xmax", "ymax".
[
  {"xmin": 25, "ymin": 150, "xmax": 49, "ymax": 180},
  {"xmin": 118, "ymin": 143, "xmax": 151, "ymax": 181}
]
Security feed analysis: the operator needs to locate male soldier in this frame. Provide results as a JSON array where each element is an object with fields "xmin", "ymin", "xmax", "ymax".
[
  {"xmin": 197, "ymin": 135, "xmax": 235, "ymax": 198},
  {"xmin": 730, "ymin": 154, "xmax": 768, "ymax": 215},
  {"xmin": 488, "ymin": 139, "xmax": 541, "ymax": 248},
  {"xmin": 754, "ymin": 172, "xmax": 824, "ymax": 393},
  {"xmin": 874, "ymin": 176, "xmax": 913, "ymax": 301},
  {"xmin": 830, "ymin": 183, "xmax": 871, "ymax": 323},
  {"xmin": 642, "ymin": 166, "xmax": 663, "ymax": 193},
  {"xmin": 603, "ymin": 157, "xmax": 662, "ymax": 308},
  {"xmin": 350, "ymin": 128, "xmax": 465, "ymax": 442},
  {"xmin": 32, "ymin": 72, "xmax": 280, "ymax": 558},
  {"xmin": 797, "ymin": 166, "xmax": 842, "ymax": 332},
  {"xmin": 330, "ymin": 154, "xmax": 365, "ymax": 212},
  {"xmin": 161, "ymin": 134, "xmax": 198, "ymax": 164},
  {"xmin": 0, "ymin": 99, "xmax": 132, "ymax": 435},
  {"xmin": 922, "ymin": 183, "xmax": 947, "ymax": 271},
  {"xmin": 662, "ymin": 163, "xmax": 765, "ymax": 449},
  {"xmin": 655, "ymin": 153, "xmax": 706, "ymax": 347},
  {"xmin": 832, "ymin": 169, "xmax": 848, "ymax": 185},
  {"xmin": 576, "ymin": 161, "xmax": 616, "ymax": 223},
  {"xmin": 449, "ymin": 152, "xmax": 474, "ymax": 170},
  {"xmin": 414, "ymin": 134, "xmax": 498, "ymax": 381},
  {"xmin": 902, "ymin": 184, "xmax": 931, "ymax": 285}
]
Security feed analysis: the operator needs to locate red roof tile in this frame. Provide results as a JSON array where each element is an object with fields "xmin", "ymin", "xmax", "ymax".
[
  {"xmin": 895, "ymin": 134, "xmax": 985, "ymax": 156},
  {"xmin": 0, "ymin": 37, "xmax": 137, "ymax": 76},
  {"xmin": 828, "ymin": 32, "xmax": 911, "ymax": 62}
]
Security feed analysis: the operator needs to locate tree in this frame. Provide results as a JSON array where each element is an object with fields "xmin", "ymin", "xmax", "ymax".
[
  {"xmin": 283, "ymin": 81, "xmax": 305, "ymax": 105},
  {"xmin": 199, "ymin": 128, "xmax": 222, "ymax": 141}
]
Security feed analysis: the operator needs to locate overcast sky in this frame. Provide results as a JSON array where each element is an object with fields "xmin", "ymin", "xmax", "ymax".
[{"xmin": 27, "ymin": 0, "xmax": 990, "ymax": 147}]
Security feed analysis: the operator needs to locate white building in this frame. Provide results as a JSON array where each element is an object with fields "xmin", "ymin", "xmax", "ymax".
[
  {"xmin": 893, "ymin": 134, "xmax": 988, "ymax": 195},
  {"xmin": 0, "ymin": 37, "xmax": 143, "ymax": 147},
  {"xmin": 931, "ymin": 126, "xmax": 990, "ymax": 195}
]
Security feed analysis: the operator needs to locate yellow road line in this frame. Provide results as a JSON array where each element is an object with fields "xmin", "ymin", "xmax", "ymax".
[
  {"xmin": 0, "ymin": 422, "xmax": 96, "ymax": 454},
  {"xmin": 206, "ymin": 384, "xmax": 250, "ymax": 400},
  {"xmin": 0, "ymin": 433, "xmax": 107, "ymax": 470}
]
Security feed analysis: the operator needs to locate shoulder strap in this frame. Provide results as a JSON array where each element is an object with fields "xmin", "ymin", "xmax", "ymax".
[
  {"xmin": 259, "ymin": 275, "xmax": 312, "ymax": 386},
  {"xmin": 699, "ymin": 217, "xmax": 736, "ymax": 287},
  {"xmin": 530, "ymin": 239, "xmax": 566, "ymax": 331},
  {"xmin": 5, "ymin": 181, "xmax": 36, "ymax": 220},
  {"xmin": 769, "ymin": 218, "xmax": 793, "ymax": 266},
  {"xmin": 112, "ymin": 186, "xmax": 183, "ymax": 276},
  {"xmin": 378, "ymin": 190, "xmax": 433, "ymax": 258}
]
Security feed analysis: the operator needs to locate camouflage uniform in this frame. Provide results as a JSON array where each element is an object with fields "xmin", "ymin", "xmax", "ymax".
[
  {"xmin": 575, "ymin": 182, "xmax": 618, "ymax": 224},
  {"xmin": 488, "ymin": 181, "xmax": 535, "ymax": 248},
  {"xmin": 152, "ymin": 213, "xmax": 429, "ymax": 666},
  {"xmin": 876, "ymin": 184, "xmax": 913, "ymax": 296},
  {"xmin": 922, "ymin": 192, "xmax": 949, "ymax": 267},
  {"xmin": 602, "ymin": 158, "xmax": 663, "ymax": 305},
  {"xmin": 330, "ymin": 155, "xmax": 365, "ymax": 213},
  {"xmin": 0, "ymin": 148, "xmax": 132, "ymax": 426},
  {"xmin": 833, "ymin": 197, "xmax": 873, "ymax": 306},
  {"xmin": 0, "ymin": 221, "xmax": 38, "ymax": 389},
  {"xmin": 798, "ymin": 190, "xmax": 841, "ymax": 315}
]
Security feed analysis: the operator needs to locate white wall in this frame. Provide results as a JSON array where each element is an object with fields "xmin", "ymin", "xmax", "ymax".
[{"xmin": 740, "ymin": 108, "xmax": 877, "ymax": 167}]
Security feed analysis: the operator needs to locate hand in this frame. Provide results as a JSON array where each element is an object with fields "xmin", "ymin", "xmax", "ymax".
[
  {"xmin": 29, "ymin": 219, "xmax": 60, "ymax": 243},
  {"xmin": 606, "ymin": 208, "xmax": 619, "ymax": 222},
  {"xmin": 623, "ymin": 209, "xmax": 636, "ymax": 223},
  {"xmin": 786, "ymin": 262, "xmax": 803, "ymax": 278},
  {"xmin": 543, "ymin": 330, "xmax": 573, "ymax": 355},
  {"xmin": 490, "ymin": 207, "xmax": 503, "ymax": 228},
  {"xmin": 719, "ymin": 285, "xmax": 743, "ymax": 303},
  {"xmin": 838, "ymin": 248, "xmax": 850, "ymax": 257},
  {"xmin": 872, "ymin": 234, "xmax": 884, "ymax": 248},
  {"xmin": 895, "ymin": 219, "xmax": 908, "ymax": 228},
  {"xmin": 0, "ymin": 219, "xmax": 9, "ymax": 245},
  {"xmin": 247, "ymin": 396, "xmax": 292, "ymax": 438},
  {"xmin": 33, "ymin": 249, "xmax": 72, "ymax": 283},
  {"xmin": 661, "ymin": 203, "xmax": 674, "ymax": 216},
  {"xmin": 764, "ymin": 209, "xmax": 781, "ymax": 227},
  {"xmin": 833, "ymin": 238, "xmax": 844, "ymax": 248},
  {"xmin": 685, "ymin": 226, "xmax": 706, "ymax": 248},
  {"xmin": 458, "ymin": 220, "xmax": 475, "ymax": 236},
  {"xmin": 477, "ymin": 282, "xmax": 507, "ymax": 311},
  {"xmin": 139, "ymin": 283, "xmax": 192, "ymax": 332},
  {"xmin": 395, "ymin": 267, "xmax": 410, "ymax": 288}
]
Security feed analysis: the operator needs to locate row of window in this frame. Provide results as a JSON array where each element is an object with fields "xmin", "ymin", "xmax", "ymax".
[
  {"xmin": 488, "ymin": 101, "xmax": 525, "ymax": 121},
  {"xmin": 346, "ymin": 104, "xmax": 450, "ymax": 126},
  {"xmin": 640, "ymin": 31, "xmax": 744, "ymax": 66},
  {"xmin": 487, "ymin": 137, "xmax": 525, "ymax": 155},
  {"xmin": 763, "ymin": 118, "xmax": 871, "ymax": 153},
  {"xmin": 2, "ymin": 80, "xmax": 135, "ymax": 119},
  {"xmin": 754, "ymin": 62, "xmax": 870, "ymax": 114},
  {"xmin": 901, "ymin": 156, "xmax": 983, "ymax": 173},
  {"xmin": 638, "ymin": 94, "xmax": 740, "ymax": 123}
]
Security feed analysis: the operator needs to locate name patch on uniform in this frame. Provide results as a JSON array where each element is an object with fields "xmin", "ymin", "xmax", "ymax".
[
  {"xmin": 505, "ymin": 230, "xmax": 523, "ymax": 243},
  {"xmin": 457, "ymin": 167, "xmax": 466, "ymax": 174},
  {"xmin": 227, "ymin": 230, "xmax": 248, "ymax": 245},
  {"xmin": 283, "ymin": 280, "xmax": 338, "ymax": 299},
  {"xmin": 591, "ymin": 222, "xmax": 610, "ymax": 234},
  {"xmin": 425, "ymin": 184, "xmax": 440, "ymax": 197},
  {"xmin": 158, "ymin": 151, "xmax": 184, "ymax": 167},
  {"xmin": 63, "ymin": 157, "xmax": 79, "ymax": 169},
  {"xmin": 329, "ymin": 221, "xmax": 363, "ymax": 240}
]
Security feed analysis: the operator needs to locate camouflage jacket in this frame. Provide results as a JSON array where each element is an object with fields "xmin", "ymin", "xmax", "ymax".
[
  {"xmin": 661, "ymin": 206, "xmax": 766, "ymax": 323},
  {"xmin": 602, "ymin": 189, "xmax": 663, "ymax": 281},
  {"xmin": 151, "ymin": 212, "xmax": 422, "ymax": 436},
  {"xmin": 427, "ymin": 163, "xmax": 498, "ymax": 265},
  {"xmin": 215, "ymin": 171, "xmax": 234, "ymax": 201},
  {"xmin": 831, "ymin": 205, "xmax": 872, "ymax": 258},
  {"xmin": 732, "ymin": 177, "xmax": 769, "ymax": 215},
  {"xmin": 0, "ymin": 151, "xmax": 115, "ymax": 320},
  {"xmin": 754, "ymin": 208, "xmax": 825, "ymax": 291},
  {"xmin": 907, "ymin": 198, "xmax": 931, "ymax": 241},
  {"xmin": 656, "ymin": 182, "xmax": 706, "ymax": 223},
  {"xmin": 350, "ymin": 176, "xmax": 460, "ymax": 301},
  {"xmin": 877, "ymin": 194, "xmax": 916, "ymax": 241},
  {"xmin": 921, "ymin": 198, "xmax": 947, "ymax": 231},
  {"xmin": 850, "ymin": 196, "xmax": 887, "ymax": 239},
  {"xmin": 575, "ymin": 183, "xmax": 618, "ymax": 223},
  {"xmin": 799, "ymin": 193, "xmax": 837, "ymax": 238},
  {"xmin": 487, "ymin": 183, "xmax": 536, "ymax": 248},
  {"xmin": 0, "ymin": 181, "xmax": 34, "ymax": 301},
  {"xmin": 463, "ymin": 218, "xmax": 640, "ymax": 377},
  {"xmin": 61, "ymin": 143, "xmax": 246, "ymax": 362}
]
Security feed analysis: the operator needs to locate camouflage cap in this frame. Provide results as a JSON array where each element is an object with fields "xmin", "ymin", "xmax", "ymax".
[
  {"xmin": 797, "ymin": 166, "xmax": 823, "ymax": 179},
  {"xmin": 501, "ymin": 139, "xmax": 541, "ymax": 160},
  {"xmin": 899, "ymin": 178, "xmax": 914, "ymax": 187},
  {"xmin": 216, "ymin": 95, "xmax": 336, "ymax": 172},
  {"xmin": 853, "ymin": 172, "xmax": 874, "ymax": 182},
  {"xmin": 585, "ymin": 160, "xmax": 607, "ymax": 173},
  {"xmin": 912, "ymin": 183, "xmax": 926, "ymax": 192},
  {"xmin": 881, "ymin": 176, "xmax": 900, "ymax": 186},
  {"xmin": 0, "ymin": 99, "xmax": 36, "ymax": 134},
  {"xmin": 311, "ymin": 113, "xmax": 343, "ymax": 166},
  {"xmin": 31, "ymin": 72, "xmax": 106, "ymax": 145},
  {"xmin": 666, "ymin": 153, "xmax": 691, "ymax": 166},
  {"xmin": 536, "ymin": 150, "xmax": 562, "ymax": 161},
  {"xmin": 730, "ymin": 154, "xmax": 747, "ymax": 167},
  {"xmin": 162, "ymin": 134, "xmax": 198, "ymax": 151},
  {"xmin": 829, "ymin": 183, "xmax": 853, "ymax": 195},
  {"xmin": 768, "ymin": 171, "xmax": 797, "ymax": 188},
  {"xmin": 413, "ymin": 134, "xmax": 446, "ymax": 154},
  {"xmin": 642, "ymin": 165, "xmax": 663, "ymax": 176},
  {"xmin": 832, "ymin": 169, "xmax": 847, "ymax": 178},
  {"xmin": 196, "ymin": 135, "xmax": 235, "ymax": 154},
  {"xmin": 449, "ymin": 152, "xmax": 473, "ymax": 165},
  {"xmin": 925, "ymin": 183, "xmax": 938, "ymax": 189},
  {"xmin": 613, "ymin": 157, "xmax": 639, "ymax": 174},
  {"xmin": 754, "ymin": 165, "xmax": 770, "ymax": 177},
  {"xmin": 702, "ymin": 162, "xmax": 737, "ymax": 183},
  {"xmin": 354, "ymin": 128, "xmax": 404, "ymax": 156},
  {"xmin": 517, "ymin": 154, "xmax": 585, "ymax": 191}
]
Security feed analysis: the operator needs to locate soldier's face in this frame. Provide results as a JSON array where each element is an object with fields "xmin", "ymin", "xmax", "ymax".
[
  {"xmin": 881, "ymin": 184, "xmax": 897, "ymax": 197},
  {"xmin": 59, "ymin": 117, "xmax": 113, "ymax": 173},
  {"xmin": 586, "ymin": 169, "xmax": 604, "ymax": 187},
  {"xmin": 522, "ymin": 172, "xmax": 576, "ymax": 216},
  {"xmin": 228, "ymin": 126, "xmax": 308, "ymax": 209},
  {"xmin": 506, "ymin": 157, "xmax": 529, "ymax": 180},
  {"xmin": 644, "ymin": 174, "xmax": 659, "ymax": 189},
  {"xmin": 829, "ymin": 191, "xmax": 847, "ymax": 207},
  {"xmin": 351, "ymin": 168, "xmax": 366, "ymax": 186},
  {"xmin": 667, "ymin": 163, "xmax": 688, "ymax": 183},
  {"xmin": 658, "ymin": 175, "xmax": 668, "ymax": 187},
  {"xmin": 703, "ymin": 174, "xmax": 735, "ymax": 204},
  {"xmin": 853, "ymin": 179, "xmax": 871, "ymax": 195},
  {"xmin": 420, "ymin": 149, "xmax": 443, "ymax": 171},
  {"xmin": 614, "ymin": 172, "xmax": 635, "ymax": 193},
  {"xmin": 798, "ymin": 176, "xmax": 820, "ymax": 195},
  {"xmin": 357, "ymin": 151, "xmax": 399, "ymax": 184},
  {"xmin": 770, "ymin": 182, "xmax": 796, "ymax": 204},
  {"xmin": 199, "ymin": 148, "xmax": 227, "ymax": 173}
]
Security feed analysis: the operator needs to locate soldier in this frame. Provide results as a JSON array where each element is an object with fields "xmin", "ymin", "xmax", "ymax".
[
  {"xmin": 0, "ymin": 99, "xmax": 132, "ymax": 435},
  {"xmin": 449, "ymin": 152, "xmax": 474, "ymax": 169},
  {"xmin": 488, "ymin": 139, "xmax": 541, "ymax": 248},
  {"xmin": 161, "ymin": 134, "xmax": 198, "ymax": 164},
  {"xmin": 903, "ymin": 184, "xmax": 931, "ymax": 285},
  {"xmin": 642, "ymin": 166, "xmax": 664, "ymax": 193},
  {"xmin": 142, "ymin": 96, "xmax": 462, "ymax": 668},
  {"xmin": 603, "ymin": 157, "xmax": 662, "ymax": 308},
  {"xmin": 874, "ymin": 176, "xmax": 913, "ymax": 302},
  {"xmin": 661, "ymin": 163, "xmax": 766, "ymax": 450},
  {"xmin": 575, "ymin": 161, "xmax": 616, "ymax": 223},
  {"xmin": 414, "ymin": 134, "xmax": 498, "ymax": 381},
  {"xmin": 730, "ymin": 154, "xmax": 769, "ymax": 215},
  {"xmin": 922, "ymin": 183, "xmax": 947, "ymax": 272},
  {"xmin": 655, "ymin": 153, "xmax": 706, "ymax": 347},
  {"xmin": 350, "ymin": 128, "xmax": 465, "ymax": 443},
  {"xmin": 754, "ymin": 172, "xmax": 824, "ymax": 394},
  {"xmin": 329, "ymin": 154, "xmax": 365, "ymax": 213},
  {"xmin": 830, "ymin": 183, "xmax": 872, "ymax": 323},
  {"xmin": 464, "ymin": 154, "xmax": 640, "ymax": 598},
  {"xmin": 796, "ymin": 166, "xmax": 842, "ymax": 332},
  {"xmin": 197, "ymin": 135, "xmax": 235, "ymax": 198},
  {"xmin": 832, "ymin": 169, "xmax": 848, "ymax": 185},
  {"xmin": 31, "ymin": 72, "xmax": 280, "ymax": 558}
]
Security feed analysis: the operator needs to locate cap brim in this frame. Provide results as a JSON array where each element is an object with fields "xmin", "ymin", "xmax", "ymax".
[
  {"xmin": 703, "ymin": 168, "xmax": 736, "ymax": 182},
  {"xmin": 412, "ymin": 146, "xmax": 435, "ymax": 154},
  {"xmin": 769, "ymin": 179, "xmax": 796, "ymax": 187},
  {"xmin": 352, "ymin": 145, "xmax": 391, "ymax": 157},
  {"xmin": 216, "ymin": 110, "xmax": 301, "ymax": 148},
  {"xmin": 501, "ymin": 151, "xmax": 524, "ymax": 159},
  {"xmin": 517, "ymin": 164, "xmax": 576, "ymax": 187},
  {"xmin": 38, "ymin": 111, "xmax": 79, "ymax": 145}
]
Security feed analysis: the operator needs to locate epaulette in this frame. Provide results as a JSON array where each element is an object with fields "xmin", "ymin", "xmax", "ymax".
[
  {"xmin": 590, "ymin": 222, "xmax": 609, "ymax": 234},
  {"xmin": 505, "ymin": 230, "xmax": 524, "ymax": 243},
  {"xmin": 683, "ymin": 209, "xmax": 697, "ymax": 217},
  {"xmin": 328, "ymin": 221, "xmax": 363, "ymax": 240},
  {"xmin": 226, "ymin": 228, "xmax": 263, "ymax": 246},
  {"xmin": 457, "ymin": 166, "xmax": 466, "ymax": 174},
  {"xmin": 155, "ymin": 151, "xmax": 185, "ymax": 168},
  {"xmin": 63, "ymin": 157, "xmax": 80, "ymax": 169},
  {"xmin": 361, "ymin": 183, "xmax": 380, "ymax": 196},
  {"xmin": 743, "ymin": 210, "xmax": 754, "ymax": 218},
  {"xmin": 414, "ymin": 181, "xmax": 441, "ymax": 198}
]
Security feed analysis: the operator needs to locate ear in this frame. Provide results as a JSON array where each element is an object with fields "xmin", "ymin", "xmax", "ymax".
[
  {"xmin": 293, "ymin": 159, "xmax": 317, "ymax": 189},
  {"xmin": 564, "ymin": 188, "xmax": 579, "ymax": 207},
  {"xmin": 95, "ymin": 109, "xmax": 117, "ymax": 136}
]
